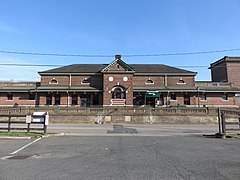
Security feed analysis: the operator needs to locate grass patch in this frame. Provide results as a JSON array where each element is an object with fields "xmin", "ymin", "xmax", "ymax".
[
  {"xmin": 0, "ymin": 131, "xmax": 44, "ymax": 137},
  {"xmin": 226, "ymin": 133, "xmax": 240, "ymax": 137}
]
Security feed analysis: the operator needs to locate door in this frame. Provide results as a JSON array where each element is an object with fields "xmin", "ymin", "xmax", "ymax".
[{"xmin": 184, "ymin": 94, "xmax": 190, "ymax": 105}]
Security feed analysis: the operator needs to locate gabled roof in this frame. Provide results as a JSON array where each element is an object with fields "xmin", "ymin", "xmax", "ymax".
[
  {"xmin": 101, "ymin": 56, "xmax": 135, "ymax": 73},
  {"xmin": 130, "ymin": 64, "xmax": 195, "ymax": 74},
  {"xmin": 39, "ymin": 64, "xmax": 107, "ymax": 74},
  {"xmin": 209, "ymin": 56, "xmax": 240, "ymax": 69},
  {"xmin": 39, "ymin": 55, "xmax": 197, "ymax": 75}
]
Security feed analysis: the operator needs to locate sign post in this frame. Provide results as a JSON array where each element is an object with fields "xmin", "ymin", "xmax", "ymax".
[{"xmin": 26, "ymin": 114, "xmax": 32, "ymax": 132}]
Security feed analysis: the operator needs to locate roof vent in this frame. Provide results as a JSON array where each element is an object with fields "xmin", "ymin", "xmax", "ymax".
[{"xmin": 115, "ymin": 55, "xmax": 121, "ymax": 59}]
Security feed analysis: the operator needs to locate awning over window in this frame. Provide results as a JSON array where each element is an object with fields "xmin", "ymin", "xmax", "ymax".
[{"xmin": 145, "ymin": 91, "xmax": 160, "ymax": 98}]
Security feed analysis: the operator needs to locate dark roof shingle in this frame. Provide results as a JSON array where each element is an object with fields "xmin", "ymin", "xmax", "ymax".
[{"xmin": 39, "ymin": 63, "xmax": 196, "ymax": 75}]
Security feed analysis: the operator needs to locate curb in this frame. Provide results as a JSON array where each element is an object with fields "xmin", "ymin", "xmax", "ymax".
[
  {"xmin": 0, "ymin": 133, "xmax": 64, "ymax": 140},
  {"xmin": 0, "ymin": 136, "xmax": 32, "ymax": 140}
]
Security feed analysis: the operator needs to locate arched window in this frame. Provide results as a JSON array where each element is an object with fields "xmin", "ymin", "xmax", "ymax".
[
  {"xmin": 177, "ymin": 78, "xmax": 185, "ymax": 84},
  {"xmin": 145, "ymin": 78, "xmax": 154, "ymax": 84},
  {"xmin": 81, "ymin": 78, "xmax": 90, "ymax": 85},
  {"xmin": 49, "ymin": 78, "xmax": 58, "ymax": 84},
  {"xmin": 112, "ymin": 87, "xmax": 126, "ymax": 99}
]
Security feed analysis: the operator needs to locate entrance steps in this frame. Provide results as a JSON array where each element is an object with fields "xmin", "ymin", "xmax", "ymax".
[{"xmin": 110, "ymin": 99, "xmax": 126, "ymax": 106}]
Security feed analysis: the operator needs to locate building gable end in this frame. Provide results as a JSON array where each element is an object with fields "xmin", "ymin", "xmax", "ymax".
[{"xmin": 101, "ymin": 55, "xmax": 135, "ymax": 73}]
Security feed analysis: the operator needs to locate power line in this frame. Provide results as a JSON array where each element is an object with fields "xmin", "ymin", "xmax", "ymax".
[
  {"xmin": 0, "ymin": 48, "xmax": 240, "ymax": 57},
  {"xmin": 0, "ymin": 63, "xmax": 234, "ymax": 68},
  {"xmin": 0, "ymin": 63, "xmax": 60, "ymax": 67},
  {"xmin": 124, "ymin": 48, "xmax": 240, "ymax": 57}
]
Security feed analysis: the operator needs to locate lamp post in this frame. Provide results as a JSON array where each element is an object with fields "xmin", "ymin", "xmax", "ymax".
[{"xmin": 197, "ymin": 87, "xmax": 200, "ymax": 107}]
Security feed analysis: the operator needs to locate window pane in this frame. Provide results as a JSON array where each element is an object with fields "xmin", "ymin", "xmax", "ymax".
[
  {"xmin": 46, "ymin": 95, "xmax": 52, "ymax": 105},
  {"xmin": 7, "ymin": 94, "xmax": 13, "ymax": 100},
  {"xmin": 29, "ymin": 93, "xmax": 35, "ymax": 100},
  {"xmin": 200, "ymin": 94, "xmax": 206, "ymax": 100},
  {"xmin": 170, "ymin": 94, "xmax": 177, "ymax": 100},
  {"xmin": 145, "ymin": 79, "xmax": 154, "ymax": 84},
  {"xmin": 72, "ymin": 95, "xmax": 78, "ymax": 105},
  {"xmin": 55, "ymin": 94, "xmax": 61, "ymax": 105},
  {"xmin": 50, "ymin": 79, "xmax": 58, "ymax": 84},
  {"xmin": 81, "ymin": 79, "xmax": 90, "ymax": 84},
  {"xmin": 222, "ymin": 94, "xmax": 228, "ymax": 100}
]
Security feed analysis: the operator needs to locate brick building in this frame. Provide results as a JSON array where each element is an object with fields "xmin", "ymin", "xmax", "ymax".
[{"xmin": 0, "ymin": 55, "xmax": 240, "ymax": 107}]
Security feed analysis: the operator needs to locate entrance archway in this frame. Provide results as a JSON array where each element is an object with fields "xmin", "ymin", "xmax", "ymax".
[{"xmin": 111, "ymin": 86, "xmax": 126, "ymax": 99}]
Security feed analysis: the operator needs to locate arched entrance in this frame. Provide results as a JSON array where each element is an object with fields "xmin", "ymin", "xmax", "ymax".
[
  {"xmin": 112, "ymin": 86, "xmax": 126, "ymax": 99},
  {"xmin": 111, "ymin": 86, "xmax": 126, "ymax": 106}
]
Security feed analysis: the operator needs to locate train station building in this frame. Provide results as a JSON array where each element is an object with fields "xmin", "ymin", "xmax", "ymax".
[{"xmin": 0, "ymin": 55, "xmax": 240, "ymax": 107}]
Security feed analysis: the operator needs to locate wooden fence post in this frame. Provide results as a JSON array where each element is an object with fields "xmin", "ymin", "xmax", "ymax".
[
  {"xmin": 239, "ymin": 115, "xmax": 240, "ymax": 129},
  {"xmin": 221, "ymin": 113, "xmax": 226, "ymax": 137},
  {"xmin": 27, "ymin": 123, "xmax": 30, "ymax": 133},
  {"xmin": 8, "ymin": 112, "xmax": 11, "ymax": 132},
  {"xmin": 217, "ymin": 108, "xmax": 221, "ymax": 134}
]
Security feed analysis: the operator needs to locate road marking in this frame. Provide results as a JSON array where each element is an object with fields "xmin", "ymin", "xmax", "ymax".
[
  {"xmin": 10, "ymin": 137, "xmax": 42, "ymax": 155},
  {"xmin": 1, "ymin": 155, "xmax": 13, "ymax": 160}
]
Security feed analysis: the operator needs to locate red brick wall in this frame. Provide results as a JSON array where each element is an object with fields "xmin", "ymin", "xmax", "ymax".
[
  {"xmin": 38, "ymin": 92, "xmax": 68, "ymax": 106},
  {"xmin": 211, "ymin": 62, "xmax": 227, "ymax": 82},
  {"xmin": 71, "ymin": 75, "xmax": 103, "ymax": 88},
  {"xmin": 106, "ymin": 62, "xmax": 128, "ymax": 71},
  {"xmin": 38, "ymin": 92, "xmax": 103, "ymax": 106},
  {"xmin": 132, "ymin": 75, "xmax": 195, "ymax": 87},
  {"xmin": 226, "ymin": 62, "xmax": 240, "ymax": 88},
  {"xmin": 198, "ymin": 93, "xmax": 235, "ymax": 106},
  {"xmin": 0, "ymin": 93, "xmax": 35, "ymax": 106},
  {"xmin": 41, "ymin": 75, "xmax": 103, "ymax": 88},
  {"xmin": 167, "ymin": 76, "xmax": 195, "ymax": 86},
  {"xmin": 41, "ymin": 75, "xmax": 70, "ymax": 86},
  {"xmin": 103, "ymin": 74, "xmax": 133, "ymax": 105},
  {"xmin": 133, "ymin": 76, "xmax": 165, "ymax": 86}
]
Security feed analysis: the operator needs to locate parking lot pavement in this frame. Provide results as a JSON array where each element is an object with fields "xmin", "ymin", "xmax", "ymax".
[
  {"xmin": 0, "ymin": 139, "xmax": 33, "ymax": 158},
  {"xmin": 0, "ymin": 136, "xmax": 240, "ymax": 180},
  {"xmin": 47, "ymin": 123, "xmax": 219, "ymax": 136}
]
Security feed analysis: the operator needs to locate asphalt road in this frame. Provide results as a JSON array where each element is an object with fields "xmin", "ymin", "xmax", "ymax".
[
  {"xmin": 47, "ymin": 124, "xmax": 219, "ymax": 136},
  {"xmin": 0, "ymin": 135, "xmax": 240, "ymax": 180}
]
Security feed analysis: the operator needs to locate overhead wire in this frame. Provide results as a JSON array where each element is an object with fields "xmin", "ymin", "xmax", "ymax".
[
  {"xmin": 0, "ymin": 48, "xmax": 239, "ymax": 67},
  {"xmin": 0, "ymin": 48, "xmax": 240, "ymax": 57}
]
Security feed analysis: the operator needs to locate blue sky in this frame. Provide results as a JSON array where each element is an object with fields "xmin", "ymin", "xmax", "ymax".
[{"xmin": 0, "ymin": 0, "xmax": 240, "ymax": 81}]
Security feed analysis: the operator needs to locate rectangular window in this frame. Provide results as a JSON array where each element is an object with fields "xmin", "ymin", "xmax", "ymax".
[
  {"xmin": 7, "ymin": 94, "xmax": 13, "ymax": 100},
  {"xmin": 54, "ymin": 94, "xmax": 61, "ymax": 105},
  {"xmin": 222, "ymin": 93, "xmax": 228, "ymax": 101},
  {"xmin": 170, "ymin": 94, "xmax": 177, "ymax": 100},
  {"xmin": 200, "ymin": 94, "xmax": 206, "ymax": 101},
  {"xmin": 46, "ymin": 94, "xmax": 52, "ymax": 105},
  {"xmin": 72, "ymin": 94, "xmax": 78, "ymax": 106},
  {"xmin": 29, "ymin": 93, "xmax": 35, "ymax": 100}
]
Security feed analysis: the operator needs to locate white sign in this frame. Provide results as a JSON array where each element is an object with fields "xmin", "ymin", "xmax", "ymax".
[
  {"xmin": 45, "ymin": 113, "xmax": 49, "ymax": 125},
  {"xmin": 32, "ymin": 112, "xmax": 46, "ymax": 123},
  {"xmin": 26, "ymin": 115, "xmax": 32, "ymax": 123}
]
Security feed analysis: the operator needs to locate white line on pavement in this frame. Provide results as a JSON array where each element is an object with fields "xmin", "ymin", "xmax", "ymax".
[{"xmin": 10, "ymin": 138, "xmax": 42, "ymax": 155}]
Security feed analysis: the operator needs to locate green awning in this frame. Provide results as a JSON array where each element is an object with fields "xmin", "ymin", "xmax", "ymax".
[{"xmin": 145, "ymin": 91, "xmax": 160, "ymax": 98}]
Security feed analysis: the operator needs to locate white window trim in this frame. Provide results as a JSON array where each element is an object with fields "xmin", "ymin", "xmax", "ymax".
[
  {"xmin": 145, "ymin": 78, "xmax": 154, "ymax": 85},
  {"xmin": 81, "ymin": 79, "xmax": 90, "ymax": 85},
  {"xmin": 177, "ymin": 82, "xmax": 186, "ymax": 85},
  {"xmin": 49, "ymin": 78, "xmax": 58, "ymax": 84},
  {"xmin": 177, "ymin": 78, "xmax": 186, "ymax": 85}
]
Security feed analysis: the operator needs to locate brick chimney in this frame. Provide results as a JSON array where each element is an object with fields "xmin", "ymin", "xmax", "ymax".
[{"xmin": 115, "ymin": 55, "xmax": 121, "ymax": 59}]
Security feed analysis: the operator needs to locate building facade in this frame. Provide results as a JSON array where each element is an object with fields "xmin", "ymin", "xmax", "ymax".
[{"xmin": 0, "ymin": 55, "xmax": 240, "ymax": 107}]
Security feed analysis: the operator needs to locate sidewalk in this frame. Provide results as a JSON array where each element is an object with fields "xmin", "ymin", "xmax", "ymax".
[{"xmin": 47, "ymin": 124, "xmax": 218, "ymax": 136}]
